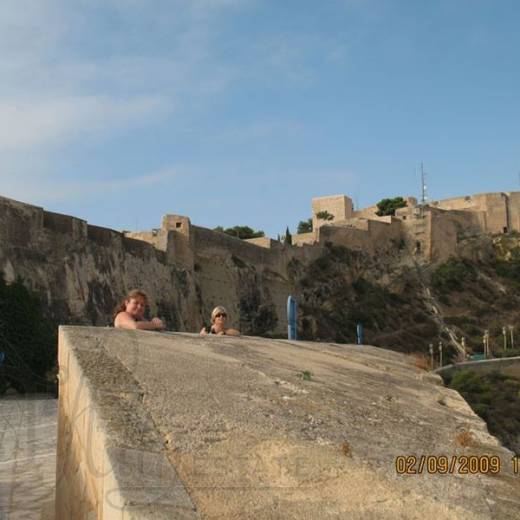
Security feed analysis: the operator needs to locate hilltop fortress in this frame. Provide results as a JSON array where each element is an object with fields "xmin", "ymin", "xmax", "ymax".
[
  {"xmin": 1, "ymin": 190, "xmax": 519, "ymax": 335},
  {"xmin": 126, "ymin": 190, "xmax": 520, "ymax": 263},
  {"xmin": 294, "ymin": 191, "xmax": 520, "ymax": 259}
]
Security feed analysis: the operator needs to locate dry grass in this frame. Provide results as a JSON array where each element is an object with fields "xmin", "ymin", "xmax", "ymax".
[
  {"xmin": 409, "ymin": 353, "xmax": 431, "ymax": 371},
  {"xmin": 341, "ymin": 441, "xmax": 352, "ymax": 457},
  {"xmin": 455, "ymin": 429, "xmax": 477, "ymax": 447}
]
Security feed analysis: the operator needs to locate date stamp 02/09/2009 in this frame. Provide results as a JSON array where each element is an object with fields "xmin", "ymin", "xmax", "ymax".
[{"xmin": 395, "ymin": 455, "xmax": 520, "ymax": 476}]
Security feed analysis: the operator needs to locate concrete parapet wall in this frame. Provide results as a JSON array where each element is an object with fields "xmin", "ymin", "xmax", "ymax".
[
  {"xmin": 55, "ymin": 327, "xmax": 520, "ymax": 519},
  {"xmin": 56, "ymin": 327, "xmax": 197, "ymax": 519}
]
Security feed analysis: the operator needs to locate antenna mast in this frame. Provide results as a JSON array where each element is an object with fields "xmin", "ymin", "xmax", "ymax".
[{"xmin": 421, "ymin": 162, "xmax": 428, "ymax": 205}]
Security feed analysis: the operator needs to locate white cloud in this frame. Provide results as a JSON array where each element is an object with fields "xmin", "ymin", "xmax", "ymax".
[
  {"xmin": 0, "ymin": 0, "xmax": 246, "ymax": 130},
  {"xmin": 0, "ymin": 95, "xmax": 170, "ymax": 151},
  {"xmin": 0, "ymin": 166, "xmax": 180, "ymax": 203},
  {"xmin": 0, "ymin": 0, "xmax": 247, "ymax": 197}
]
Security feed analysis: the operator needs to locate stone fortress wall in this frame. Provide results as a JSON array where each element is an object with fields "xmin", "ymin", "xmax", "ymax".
[
  {"xmin": 1, "ymin": 189, "xmax": 519, "ymax": 335},
  {"xmin": 0, "ymin": 195, "xmax": 202, "ymax": 331},
  {"xmin": 292, "ymin": 190, "xmax": 520, "ymax": 261}
]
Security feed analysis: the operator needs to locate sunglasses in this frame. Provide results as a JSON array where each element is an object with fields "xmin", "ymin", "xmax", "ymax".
[{"xmin": 215, "ymin": 313, "xmax": 227, "ymax": 318}]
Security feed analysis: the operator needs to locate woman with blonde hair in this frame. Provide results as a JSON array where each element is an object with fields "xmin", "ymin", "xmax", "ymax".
[
  {"xmin": 114, "ymin": 289, "xmax": 165, "ymax": 330},
  {"xmin": 200, "ymin": 306, "xmax": 240, "ymax": 336}
]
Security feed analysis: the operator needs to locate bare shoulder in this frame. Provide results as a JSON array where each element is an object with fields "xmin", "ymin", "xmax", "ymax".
[{"xmin": 114, "ymin": 311, "xmax": 135, "ymax": 329}]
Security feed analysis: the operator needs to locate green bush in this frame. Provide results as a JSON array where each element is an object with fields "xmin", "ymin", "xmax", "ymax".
[
  {"xmin": 432, "ymin": 258, "xmax": 476, "ymax": 292},
  {"xmin": 376, "ymin": 197, "xmax": 407, "ymax": 216},
  {"xmin": 284, "ymin": 226, "xmax": 292, "ymax": 245},
  {"xmin": 297, "ymin": 219, "xmax": 313, "ymax": 234},
  {"xmin": 472, "ymin": 403, "xmax": 489, "ymax": 418},
  {"xmin": 0, "ymin": 275, "xmax": 57, "ymax": 394},
  {"xmin": 316, "ymin": 211, "xmax": 334, "ymax": 221},
  {"xmin": 214, "ymin": 225, "xmax": 265, "ymax": 240},
  {"xmin": 493, "ymin": 258, "xmax": 520, "ymax": 282},
  {"xmin": 448, "ymin": 369, "xmax": 520, "ymax": 453},
  {"xmin": 444, "ymin": 315, "xmax": 476, "ymax": 326},
  {"xmin": 450, "ymin": 370, "xmax": 490, "ymax": 396}
]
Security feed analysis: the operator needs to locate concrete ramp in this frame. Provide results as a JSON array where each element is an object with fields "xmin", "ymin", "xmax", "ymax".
[{"xmin": 56, "ymin": 327, "xmax": 520, "ymax": 519}]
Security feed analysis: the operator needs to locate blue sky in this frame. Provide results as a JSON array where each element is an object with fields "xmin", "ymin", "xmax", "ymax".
[{"xmin": 1, "ymin": 0, "xmax": 519, "ymax": 237}]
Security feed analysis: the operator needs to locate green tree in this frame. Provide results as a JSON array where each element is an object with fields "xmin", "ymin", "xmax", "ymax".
[
  {"xmin": 297, "ymin": 218, "xmax": 313, "ymax": 234},
  {"xmin": 0, "ymin": 275, "xmax": 56, "ymax": 394},
  {"xmin": 214, "ymin": 225, "xmax": 265, "ymax": 240},
  {"xmin": 316, "ymin": 211, "xmax": 334, "ymax": 221},
  {"xmin": 284, "ymin": 226, "xmax": 292, "ymax": 245},
  {"xmin": 375, "ymin": 197, "xmax": 407, "ymax": 216}
]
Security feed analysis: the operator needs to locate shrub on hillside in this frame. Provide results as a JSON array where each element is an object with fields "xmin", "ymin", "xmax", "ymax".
[
  {"xmin": 493, "ymin": 257, "xmax": 520, "ymax": 282},
  {"xmin": 0, "ymin": 275, "xmax": 56, "ymax": 394},
  {"xmin": 432, "ymin": 258, "xmax": 476, "ymax": 292},
  {"xmin": 448, "ymin": 369, "xmax": 520, "ymax": 453}
]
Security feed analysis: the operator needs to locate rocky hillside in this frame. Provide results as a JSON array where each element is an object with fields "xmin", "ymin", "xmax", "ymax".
[{"xmin": 288, "ymin": 233, "xmax": 520, "ymax": 363}]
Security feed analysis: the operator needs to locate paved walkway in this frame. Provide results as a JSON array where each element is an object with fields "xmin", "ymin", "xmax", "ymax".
[{"xmin": 0, "ymin": 396, "xmax": 57, "ymax": 520}]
